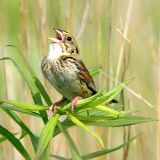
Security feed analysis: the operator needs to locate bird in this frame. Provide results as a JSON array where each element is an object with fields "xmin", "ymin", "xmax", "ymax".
[{"xmin": 41, "ymin": 28, "xmax": 113, "ymax": 118}]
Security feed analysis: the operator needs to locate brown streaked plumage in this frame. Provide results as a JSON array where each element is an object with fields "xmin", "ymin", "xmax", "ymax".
[
  {"xmin": 41, "ymin": 28, "xmax": 98, "ymax": 116},
  {"xmin": 41, "ymin": 28, "xmax": 97, "ymax": 100}
]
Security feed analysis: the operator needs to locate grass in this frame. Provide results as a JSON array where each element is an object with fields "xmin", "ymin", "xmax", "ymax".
[
  {"xmin": 0, "ymin": 55, "xmax": 155, "ymax": 159},
  {"xmin": 0, "ymin": 0, "xmax": 158, "ymax": 159}
]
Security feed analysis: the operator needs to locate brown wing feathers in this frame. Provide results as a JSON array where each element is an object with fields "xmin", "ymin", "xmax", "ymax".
[{"xmin": 60, "ymin": 56, "xmax": 97, "ymax": 95}]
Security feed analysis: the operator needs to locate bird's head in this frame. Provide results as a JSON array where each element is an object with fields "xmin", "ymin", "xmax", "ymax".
[{"xmin": 48, "ymin": 28, "xmax": 79, "ymax": 58}]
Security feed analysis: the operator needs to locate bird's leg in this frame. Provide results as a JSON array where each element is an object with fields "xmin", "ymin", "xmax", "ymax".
[
  {"xmin": 48, "ymin": 98, "xmax": 66, "ymax": 119},
  {"xmin": 71, "ymin": 96, "xmax": 83, "ymax": 111}
]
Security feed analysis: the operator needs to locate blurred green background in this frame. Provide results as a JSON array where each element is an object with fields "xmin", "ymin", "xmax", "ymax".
[{"xmin": 0, "ymin": 0, "xmax": 159, "ymax": 159}]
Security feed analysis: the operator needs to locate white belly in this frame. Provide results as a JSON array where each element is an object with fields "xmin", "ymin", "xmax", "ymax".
[{"xmin": 45, "ymin": 60, "xmax": 83, "ymax": 100}]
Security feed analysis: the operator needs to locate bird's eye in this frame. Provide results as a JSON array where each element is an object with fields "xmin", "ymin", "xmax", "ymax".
[{"xmin": 67, "ymin": 36, "xmax": 72, "ymax": 41}]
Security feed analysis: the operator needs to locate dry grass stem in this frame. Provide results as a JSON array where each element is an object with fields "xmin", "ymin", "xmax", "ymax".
[
  {"xmin": 77, "ymin": 0, "xmax": 90, "ymax": 40},
  {"xmin": 102, "ymin": 71, "xmax": 155, "ymax": 109},
  {"xmin": 115, "ymin": 0, "xmax": 133, "ymax": 85}
]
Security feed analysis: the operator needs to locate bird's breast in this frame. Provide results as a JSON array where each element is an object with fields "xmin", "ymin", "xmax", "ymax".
[{"xmin": 42, "ymin": 57, "xmax": 78, "ymax": 86}]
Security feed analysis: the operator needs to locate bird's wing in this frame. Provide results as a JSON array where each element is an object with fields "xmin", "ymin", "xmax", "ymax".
[
  {"xmin": 61, "ymin": 55, "xmax": 97, "ymax": 94},
  {"xmin": 76, "ymin": 59, "xmax": 97, "ymax": 94}
]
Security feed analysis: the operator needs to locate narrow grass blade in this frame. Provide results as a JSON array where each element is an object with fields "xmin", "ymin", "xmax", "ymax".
[
  {"xmin": 82, "ymin": 134, "xmax": 139, "ymax": 159},
  {"xmin": 84, "ymin": 116, "xmax": 155, "ymax": 127},
  {"xmin": 5, "ymin": 45, "xmax": 36, "ymax": 76},
  {"xmin": 94, "ymin": 105, "xmax": 120, "ymax": 117},
  {"xmin": 0, "ymin": 57, "xmax": 47, "ymax": 123},
  {"xmin": 59, "ymin": 116, "xmax": 155, "ymax": 138},
  {"xmin": 4, "ymin": 109, "xmax": 39, "ymax": 151},
  {"xmin": 0, "ymin": 125, "xmax": 31, "ymax": 160},
  {"xmin": 0, "ymin": 133, "xmax": 19, "ymax": 143},
  {"xmin": 0, "ymin": 103, "xmax": 41, "ymax": 117},
  {"xmin": 62, "ymin": 88, "xmax": 105, "ymax": 111},
  {"xmin": 51, "ymin": 134, "xmax": 139, "ymax": 159},
  {"xmin": 53, "ymin": 119, "xmax": 75, "ymax": 138},
  {"xmin": 20, "ymin": 129, "xmax": 27, "ymax": 139},
  {"xmin": 89, "ymin": 66, "xmax": 102, "ymax": 77},
  {"xmin": 50, "ymin": 155, "xmax": 69, "ymax": 160},
  {"xmin": 58, "ymin": 122, "xmax": 83, "ymax": 160},
  {"xmin": 74, "ymin": 115, "xmax": 115, "ymax": 122},
  {"xmin": 81, "ymin": 79, "xmax": 133, "ymax": 110},
  {"xmin": 0, "ymin": 136, "xmax": 8, "ymax": 143},
  {"xmin": 34, "ymin": 78, "xmax": 52, "ymax": 106},
  {"xmin": 98, "ymin": 79, "xmax": 133, "ymax": 104},
  {"xmin": 63, "ymin": 79, "xmax": 133, "ymax": 113},
  {"xmin": 66, "ymin": 112, "xmax": 104, "ymax": 148},
  {"xmin": 6, "ymin": 100, "xmax": 48, "ymax": 111},
  {"xmin": 35, "ymin": 114, "xmax": 60, "ymax": 160},
  {"xmin": 0, "ymin": 57, "xmax": 42, "ymax": 103},
  {"xmin": 39, "ymin": 144, "xmax": 50, "ymax": 160}
]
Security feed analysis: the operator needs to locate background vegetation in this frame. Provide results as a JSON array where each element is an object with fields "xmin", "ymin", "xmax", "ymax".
[{"xmin": 0, "ymin": 0, "xmax": 159, "ymax": 159}]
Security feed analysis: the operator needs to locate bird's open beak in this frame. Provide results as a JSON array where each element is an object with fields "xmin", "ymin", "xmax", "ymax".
[{"xmin": 48, "ymin": 28, "xmax": 64, "ymax": 43}]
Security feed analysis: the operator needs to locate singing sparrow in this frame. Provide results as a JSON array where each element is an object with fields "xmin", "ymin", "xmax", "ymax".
[{"xmin": 41, "ymin": 28, "xmax": 97, "ymax": 115}]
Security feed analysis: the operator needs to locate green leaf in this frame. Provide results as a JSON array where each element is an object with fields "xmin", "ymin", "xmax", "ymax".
[
  {"xmin": 84, "ymin": 116, "xmax": 155, "ymax": 127},
  {"xmin": 0, "ymin": 57, "xmax": 41, "ymax": 103},
  {"xmin": 51, "ymin": 135, "xmax": 139, "ymax": 159},
  {"xmin": 62, "ymin": 79, "xmax": 132, "ymax": 114},
  {"xmin": 0, "ymin": 103, "xmax": 41, "ymax": 117},
  {"xmin": 6, "ymin": 100, "xmax": 48, "ymax": 111},
  {"xmin": 66, "ymin": 112, "xmax": 104, "ymax": 148},
  {"xmin": 50, "ymin": 155, "xmax": 69, "ymax": 160},
  {"xmin": 89, "ymin": 66, "xmax": 102, "ymax": 77},
  {"xmin": 74, "ymin": 115, "xmax": 114, "ymax": 122},
  {"xmin": 0, "ymin": 125, "xmax": 31, "ymax": 160},
  {"xmin": 81, "ymin": 134, "xmax": 139, "ymax": 159},
  {"xmin": 0, "ymin": 132, "xmax": 19, "ymax": 143},
  {"xmin": 4, "ymin": 109, "xmax": 39, "ymax": 151},
  {"xmin": 39, "ymin": 144, "xmax": 50, "ymax": 160},
  {"xmin": 58, "ymin": 122, "xmax": 83, "ymax": 160},
  {"xmin": 0, "ymin": 136, "xmax": 7, "ymax": 143},
  {"xmin": 5, "ymin": 45, "xmax": 36, "ymax": 76},
  {"xmin": 34, "ymin": 78, "xmax": 52, "ymax": 106},
  {"xmin": 53, "ymin": 119, "xmax": 75, "ymax": 138},
  {"xmin": 94, "ymin": 105, "xmax": 120, "ymax": 117},
  {"xmin": 35, "ymin": 114, "xmax": 60, "ymax": 160},
  {"xmin": 62, "ymin": 88, "xmax": 105, "ymax": 111},
  {"xmin": 19, "ymin": 129, "xmax": 27, "ymax": 140},
  {"xmin": 59, "ymin": 115, "xmax": 155, "ymax": 136},
  {"xmin": 0, "ymin": 57, "xmax": 47, "ymax": 123},
  {"xmin": 79, "ymin": 79, "xmax": 133, "ymax": 111}
]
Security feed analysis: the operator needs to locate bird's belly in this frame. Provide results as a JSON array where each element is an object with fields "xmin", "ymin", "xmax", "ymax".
[
  {"xmin": 41, "ymin": 57, "xmax": 93, "ymax": 100},
  {"xmin": 46, "ymin": 66, "xmax": 84, "ymax": 100}
]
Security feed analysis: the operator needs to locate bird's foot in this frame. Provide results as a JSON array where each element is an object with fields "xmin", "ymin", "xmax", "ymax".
[
  {"xmin": 71, "ymin": 96, "xmax": 83, "ymax": 111},
  {"xmin": 48, "ymin": 99, "xmax": 64, "ymax": 119}
]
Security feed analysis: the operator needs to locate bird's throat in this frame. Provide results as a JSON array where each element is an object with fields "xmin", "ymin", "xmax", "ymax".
[{"xmin": 47, "ymin": 44, "xmax": 63, "ymax": 60}]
